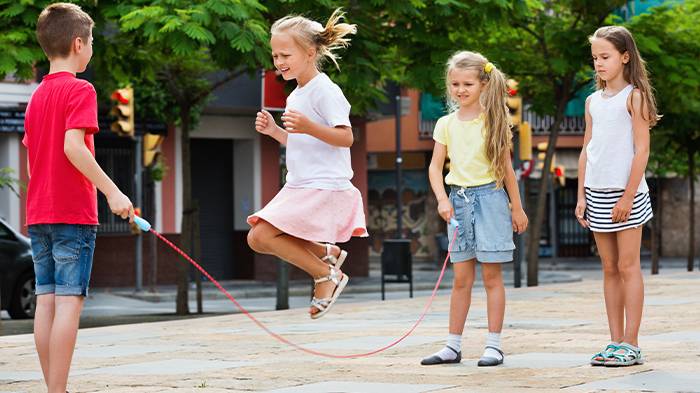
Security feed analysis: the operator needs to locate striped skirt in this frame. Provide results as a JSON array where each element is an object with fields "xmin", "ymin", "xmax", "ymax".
[{"xmin": 585, "ymin": 188, "xmax": 653, "ymax": 232}]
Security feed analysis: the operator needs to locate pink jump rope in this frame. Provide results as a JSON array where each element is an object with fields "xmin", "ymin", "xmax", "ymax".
[{"xmin": 132, "ymin": 215, "xmax": 459, "ymax": 359}]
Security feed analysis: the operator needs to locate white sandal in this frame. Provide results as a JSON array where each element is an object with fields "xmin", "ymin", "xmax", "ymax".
[
  {"xmin": 310, "ymin": 266, "xmax": 349, "ymax": 320},
  {"xmin": 321, "ymin": 243, "xmax": 347, "ymax": 269}
]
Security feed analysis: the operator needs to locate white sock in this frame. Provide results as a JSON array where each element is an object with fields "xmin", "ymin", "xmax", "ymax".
[
  {"xmin": 431, "ymin": 334, "xmax": 461, "ymax": 360},
  {"xmin": 447, "ymin": 333, "xmax": 461, "ymax": 353},
  {"xmin": 482, "ymin": 332, "xmax": 503, "ymax": 360}
]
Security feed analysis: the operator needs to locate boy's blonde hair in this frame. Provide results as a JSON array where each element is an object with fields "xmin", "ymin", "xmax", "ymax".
[
  {"xmin": 445, "ymin": 51, "xmax": 512, "ymax": 187},
  {"xmin": 271, "ymin": 8, "xmax": 356, "ymax": 70},
  {"xmin": 590, "ymin": 26, "xmax": 659, "ymax": 127},
  {"xmin": 36, "ymin": 2, "xmax": 94, "ymax": 59}
]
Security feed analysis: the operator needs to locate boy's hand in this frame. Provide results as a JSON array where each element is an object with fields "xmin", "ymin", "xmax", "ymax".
[
  {"xmin": 437, "ymin": 198, "xmax": 454, "ymax": 223},
  {"xmin": 281, "ymin": 110, "xmax": 315, "ymax": 134},
  {"xmin": 255, "ymin": 110, "xmax": 277, "ymax": 135},
  {"xmin": 512, "ymin": 207, "xmax": 528, "ymax": 234},
  {"xmin": 108, "ymin": 191, "xmax": 134, "ymax": 222}
]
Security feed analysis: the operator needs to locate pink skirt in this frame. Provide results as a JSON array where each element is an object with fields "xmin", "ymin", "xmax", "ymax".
[{"xmin": 247, "ymin": 185, "xmax": 368, "ymax": 243}]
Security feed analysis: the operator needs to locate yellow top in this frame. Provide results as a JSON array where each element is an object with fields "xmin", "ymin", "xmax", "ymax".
[{"xmin": 433, "ymin": 112, "xmax": 495, "ymax": 187}]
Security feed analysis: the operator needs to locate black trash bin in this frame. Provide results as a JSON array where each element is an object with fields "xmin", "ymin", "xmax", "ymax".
[{"xmin": 380, "ymin": 239, "xmax": 412, "ymax": 300}]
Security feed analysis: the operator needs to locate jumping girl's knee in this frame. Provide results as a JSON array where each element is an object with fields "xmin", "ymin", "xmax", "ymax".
[{"xmin": 247, "ymin": 226, "xmax": 267, "ymax": 252}]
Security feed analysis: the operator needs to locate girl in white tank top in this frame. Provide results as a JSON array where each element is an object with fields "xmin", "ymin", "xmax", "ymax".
[{"xmin": 577, "ymin": 26, "xmax": 659, "ymax": 368}]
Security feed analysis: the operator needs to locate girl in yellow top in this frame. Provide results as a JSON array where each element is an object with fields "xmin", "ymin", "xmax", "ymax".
[{"xmin": 421, "ymin": 51, "xmax": 528, "ymax": 367}]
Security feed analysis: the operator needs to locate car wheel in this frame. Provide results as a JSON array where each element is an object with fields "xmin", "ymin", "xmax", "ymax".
[{"xmin": 8, "ymin": 272, "xmax": 35, "ymax": 319}]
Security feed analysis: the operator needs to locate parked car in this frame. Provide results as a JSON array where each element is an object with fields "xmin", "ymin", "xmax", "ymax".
[{"xmin": 0, "ymin": 217, "xmax": 35, "ymax": 319}]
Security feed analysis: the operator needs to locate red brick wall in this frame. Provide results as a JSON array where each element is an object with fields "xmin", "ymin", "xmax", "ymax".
[{"xmin": 91, "ymin": 233, "xmax": 182, "ymax": 287}]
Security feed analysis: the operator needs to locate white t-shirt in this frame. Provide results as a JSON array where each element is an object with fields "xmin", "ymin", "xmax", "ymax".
[{"xmin": 284, "ymin": 73, "xmax": 354, "ymax": 190}]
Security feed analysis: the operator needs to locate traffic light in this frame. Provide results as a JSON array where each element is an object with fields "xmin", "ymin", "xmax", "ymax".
[
  {"xmin": 143, "ymin": 132, "xmax": 164, "ymax": 167},
  {"xmin": 554, "ymin": 165, "xmax": 565, "ymax": 187},
  {"xmin": 506, "ymin": 96, "xmax": 522, "ymax": 127},
  {"xmin": 506, "ymin": 79, "xmax": 521, "ymax": 126},
  {"xmin": 536, "ymin": 142, "xmax": 565, "ymax": 186},
  {"xmin": 519, "ymin": 121, "xmax": 532, "ymax": 161},
  {"xmin": 536, "ymin": 142, "xmax": 557, "ymax": 171},
  {"xmin": 110, "ymin": 87, "xmax": 134, "ymax": 137}
]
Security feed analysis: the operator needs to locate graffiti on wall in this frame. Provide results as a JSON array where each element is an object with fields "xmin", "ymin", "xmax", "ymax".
[{"xmin": 367, "ymin": 170, "xmax": 432, "ymax": 258}]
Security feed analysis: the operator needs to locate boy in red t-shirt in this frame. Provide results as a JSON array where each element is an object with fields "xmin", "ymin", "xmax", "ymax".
[{"xmin": 22, "ymin": 3, "xmax": 133, "ymax": 392}]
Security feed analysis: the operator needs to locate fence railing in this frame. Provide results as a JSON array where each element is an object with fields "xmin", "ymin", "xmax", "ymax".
[
  {"xmin": 524, "ymin": 108, "xmax": 585, "ymax": 135},
  {"xmin": 96, "ymin": 146, "xmax": 134, "ymax": 234},
  {"xmin": 418, "ymin": 108, "xmax": 586, "ymax": 138}
]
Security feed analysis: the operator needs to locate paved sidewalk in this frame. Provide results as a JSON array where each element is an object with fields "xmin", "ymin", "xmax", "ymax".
[
  {"xmin": 2, "ymin": 271, "xmax": 699, "ymax": 392},
  {"xmin": 111, "ymin": 261, "xmax": 581, "ymax": 302}
]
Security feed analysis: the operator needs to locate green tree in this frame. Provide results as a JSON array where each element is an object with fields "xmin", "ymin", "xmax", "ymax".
[
  {"xmin": 0, "ymin": 1, "xmax": 44, "ymax": 79},
  {"xmin": 110, "ymin": 0, "xmax": 272, "ymax": 314},
  {"xmin": 0, "ymin": 167, "xmax": 20, "ymax": 197},
  {"xmin": 463, "ymin": 1, "xmax": 627, "ymax": 285},
  {"xmin": 629, "ymin": 1, "xmax": 700, "ymax": 271},
  {"xmin": 0, "ymin": 0, "xmax": 272, "ymax": 314},
  {"xmin": 262, "ymin": 1, "xmax": 510, "ymax": 113}
]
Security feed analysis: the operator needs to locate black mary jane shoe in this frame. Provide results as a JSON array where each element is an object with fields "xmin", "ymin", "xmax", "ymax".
[
  {"xmin": 421, "ymin": 346, "xmax": 462, "ymax": 365},
  {"xmin": 477, "ymin": 346, "xmax": 504, "ymax": 367}
]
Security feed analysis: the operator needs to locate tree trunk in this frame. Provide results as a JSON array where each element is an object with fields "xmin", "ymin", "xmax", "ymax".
[
  {"xmin": 651, "ymin": 176, "xmax": 661, "ymax": 275},
  {"xmin": 176, "ymin": 109, "xmax": 193, "ymax": 315},
  {"xmin": 688, "ymin": 142, "xmax": 696, "ymax": 272},
  {"xmin": 193, "ymin": 199, "xmax": 203, "ymax": 314},
  {"xmin": 526, "ymin": 110, "xmax": 566, "ymax": 286}
]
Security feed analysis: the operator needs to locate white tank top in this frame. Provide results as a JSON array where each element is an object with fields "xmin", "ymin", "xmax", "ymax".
[{"xmin": 584, "ymin": 84, "xmax": 648, "ymax": 193}]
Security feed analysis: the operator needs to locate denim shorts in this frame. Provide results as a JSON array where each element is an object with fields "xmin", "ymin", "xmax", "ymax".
[
  {"xmin": 447, "ymin": 183, "xmax": 515, "ymax": 263},
  {"xmin": 28, "ymin": 224, "xmax": 97, "ymax": 297}
]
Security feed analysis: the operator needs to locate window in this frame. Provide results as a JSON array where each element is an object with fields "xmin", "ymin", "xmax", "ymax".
[{"xmin": 95, "ymin": 141, "xmax": 134, "ymax": 234}]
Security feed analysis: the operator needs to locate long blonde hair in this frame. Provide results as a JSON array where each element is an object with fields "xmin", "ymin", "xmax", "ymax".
[
  {"xmin": 590, "ymin": 26, "xmax": 659, "ymax": 126},
  {"xmin": 445, "ymin": 51, "xmax": 512, "ymax": 187},
  {"xmin": 271, "ymin": 8, "xmax": 357, "ymax": 70}
]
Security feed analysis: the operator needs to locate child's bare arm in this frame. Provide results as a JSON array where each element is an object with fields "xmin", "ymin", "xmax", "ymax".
[
  {"xmin": 578, "ymin": 97, "xmax": 593, "ymax": 200},
  {"xmin": 576, "ymin": 97, "xmax": 593, "ymax": 228},
  {"xmin": 255, "ymin": 110, "xmax": 288, "ymax": 145},
  {"xmin": 428, "ymin": 142, "xmax": 452, "ymax": 222},
  {"xmin": 281, "ymin": 110, "xmax": 353, "ymax": 147},
  {"xmin": 503, "ymin": 153, "xmax": 528, "ymax": 234},
  {"xmin": 612, "ymin": 89, "xmax": 650, "ymax": 223},
  {"xmin": 625, "ymin": 89, "xmax": 651, "ymax": 196},
  {"xmin": 64, "ymin": 129, "xmax": 133, "ymax": 220}
]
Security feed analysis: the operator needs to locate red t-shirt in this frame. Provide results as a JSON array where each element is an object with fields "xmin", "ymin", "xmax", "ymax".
[{"xmin": 23, "ymin": 72, "xmax": 100, "ymax": 226}]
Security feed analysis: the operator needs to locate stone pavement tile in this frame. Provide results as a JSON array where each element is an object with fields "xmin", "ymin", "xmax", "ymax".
[
  {"xmin": 76, "ymin": 330, "xmax": 164, "ymax": 344},
  {"xmin": 74, "ymin": 344, "xmax": 183, "ymax": 358},
  {"xmin": 263, "ymin": 381, "xmax": 454, "ymax": 393},
  {"xmin": 266, "ymin": 318, "xmax": 424, "ymax": 334},
  {"xmin": 569, "ymin": 370, "xmax": 700, "ymax": 392},
  {"xmin": 644, "ymin": 330, "xmax": 700, "ymax": 342},
  {"xmin": 500, "ymin": 352, "xmax": 590, "ymax": 368},
  {"xmin": 0, "ymin": 371, "xmax": 43, "ymax": 382},
  {"xmin": 485, "ymin": 319, "xmax": 592, "ymax": 330},
  {"xmin": 79, "ymin": 359, "xmax": 253, "ymax": 376},
  {"xmin": 2, "ymin": 273, "xmax": 700, "ymax": 392},
  {"xmin": 304, "ymin": 335, "xmax": 444, "ymax": 350},
  {"xmin": 645, "ymin": 296, "xmax": 696, "ymax": 306}
]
